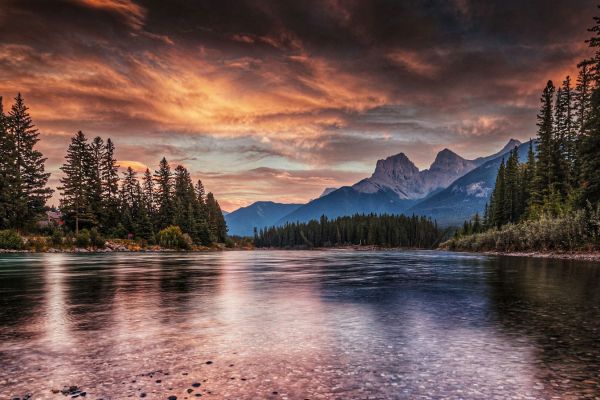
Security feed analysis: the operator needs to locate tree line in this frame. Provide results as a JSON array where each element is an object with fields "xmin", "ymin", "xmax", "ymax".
[
  {"xmin": 0, "ymin": 94, "xmax": 53, "ymax": 230},
  {"xmin": 0, "ymin": 93, "xmax": 228, "ymax": 245},
  {"xmin": 254, "ymin": 214, "xmax": 443, "ymax": 249},
  {"xmin": 59, "ymin": 131, "xmax": 227, "ymax": 244},
  {"xmin": 457, "ymin": 12, "xmax": 600, "ymax": 243}
]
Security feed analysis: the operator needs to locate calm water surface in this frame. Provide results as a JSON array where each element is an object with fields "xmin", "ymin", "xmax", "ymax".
[{"xmin": 1, "ymin": 250, "xmax": 600, "ymax": 399}]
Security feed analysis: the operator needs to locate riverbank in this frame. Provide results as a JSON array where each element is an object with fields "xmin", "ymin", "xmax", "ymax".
[
  {"xmin": 0, "ymin": 240, "xmax": 253, "ymax": 253},
  {"xmin": 481, "ymin": 250, "xmax": 600, "ymax": 262}
]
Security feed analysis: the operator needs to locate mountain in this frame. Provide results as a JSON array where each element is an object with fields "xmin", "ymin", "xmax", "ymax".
[
  {"xmin": 276, "ymin": 186, "xmax": 417, "ymax": 225},
  {"xmin": 319, "ymin": 187, "xmax": 338, "ymax": 197},
  {"xmin": 225, "ymin": 201, "xmax": 302, "ymax": 236},
  {"xmin": 407, "ymin": 140, "xmax": 531, "ymax": 226},
  {"xmin": 276, "ymin": 139, "xmax": 520, "ymax": 225},
  {"xmin": 352, "ymin": 150, "xmax": 478, "ymax": 199},
  {"xmin": 472, "ymin": 138, "xmax": 522, "ymax": 165}
]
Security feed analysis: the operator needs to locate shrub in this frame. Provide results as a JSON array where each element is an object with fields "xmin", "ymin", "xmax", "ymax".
[
  {"xmin": 0, "ymin": 230, "xmax": 24, "ymax": 250},
  {"xmin": 441, "ymin": 210, "xmax": 598, "ymax": 253},
  {"xmin": 51, "ymin": 228, "xmax": 64, "ymax": 247},
  {"xmin": 27, "ymin": 236, "xmax": 47, "ymax": 252},
  {"xmin": 75, "ymin": 229, "xmax": 91, "ymax": 248},
  {"xmin": 90, "ymin": 227, "xmax": 105, "ymax": 248},
  {"xmin": 157, "ymin": 226, "xmax": 192, "ymax": 250}
]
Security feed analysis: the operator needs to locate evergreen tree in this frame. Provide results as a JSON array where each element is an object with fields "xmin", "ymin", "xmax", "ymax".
[
  {"xmin": 119, "ymin": 167, "xmax": 142, "ymax": 234},
  {"xmin": 0, "ymin": 96, "xmax": 19, "ymax": 229},
  {"xmin": 206, "ymin": 192, "xmax": 227, "ymax": 242},
  {"xmin": 100, "ymin": 138, "xmax": 120, "ymax": 230},
  {"xmin": 580, "ymin": 13, "xmax": 600, "ymax": 206},
  {"xmin": 522, "ymin": 140, "xmax": 537, "ymax": 215},
  {"xmin": 491, "ymin": 159, "xmax": 507, "ymax": 227},
  {"xmin": 59, "ymin": 131, "xmax": 95, "ymax": 233},
  {"xmin": 142, "ymin": 168, "xmax": 155, "ymax": 214},
  {"xmin": 194, "ymin": 180, "xmax": 210, "ymax": 245},
  {"xmin": 173, "ymin": 165, "xmax": 199, "ymax": 240},
  {"xmin": 504, "ymin": 148, "xmax": 521, "ymax": 223},
  {"xmin": 575, "ymin": 60, "xmax": 594, "ymax": 135},
  {"xmin": 154, "ymin": 157, "xmax": 174, "ymax": 229},
  {"xmin": 8, "ymin": 93, "xmax": 52, "ymax": 226},
  {"xmin": 532, "ymin": 81, "xmax": 556, "ymax": 207},
  {"xmin": 88, "ymin": 136, "xmax": 105, "ymax": 226}
]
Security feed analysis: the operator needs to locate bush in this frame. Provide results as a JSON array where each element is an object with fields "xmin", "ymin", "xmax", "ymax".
[
  {"xmin": 75, "ymin": 229, "xmax": 91, "ymax": 248},
  {"xmin": 157, "ymin": 226, "xmax": 192, "ymax": 250},
  {"xmin": 27, "ymin": 236, "xmax": 47, "ymax": 252},
  {"xmin": 51, "ymin": 228, "xmax": 64, "ymax": 247},
  {"xmin": 0, "ymin": 230, "xmax": 24, "ymax": 250},
  {"xmin": 90, "ymin": 227, "xmax": 105, "ymax": 248},
  {"xmin": 441, "ymin": 209, "xmax": 600, "ymax": 252}
]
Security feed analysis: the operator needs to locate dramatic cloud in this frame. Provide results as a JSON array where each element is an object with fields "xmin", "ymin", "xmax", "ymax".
[{"xmin": 0, "ymin": 0, "xmax": 595, "ymax": 209}]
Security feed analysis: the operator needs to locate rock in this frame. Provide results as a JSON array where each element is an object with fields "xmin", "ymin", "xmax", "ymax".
[
  {"xmin": 191, "ymin": 383, "xmax": 201, "ymax": 387},
  {"xmin": 187, "ymin": 389, "xmax": 193, "ymax": 393},
  {"xmin": 205, "ymin": 361, "xmax": 213, "ymax": 365},
  {"xmin": 168, "ymin": 396, "xmax": 177, "ymax": 400},
  {"xmin": 140, "ymin": 394, "xmax": 146, "ymax": 398}
]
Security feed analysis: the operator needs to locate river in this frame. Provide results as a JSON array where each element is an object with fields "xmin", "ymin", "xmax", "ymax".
[{"xmin": 1, "ymin": 250, "xmax": 599, "ymax": 399}]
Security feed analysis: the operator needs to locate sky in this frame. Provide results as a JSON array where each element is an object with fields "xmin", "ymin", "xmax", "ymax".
[{"xmin": 0, "ymin": 0, "xmax": 595, "ymax": 211}]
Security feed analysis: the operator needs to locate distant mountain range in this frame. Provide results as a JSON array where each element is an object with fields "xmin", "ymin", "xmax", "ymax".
[
  {"xmin": 408, "ymin": 141, "xmax": 532, "ymax": 226},
  {"xmin": 225, "ymin": 139, "xmax": 524, "ymax": 235},
  {"xmin": 224, "ymin": 201, "xmax": 302, "ymax": 237}
]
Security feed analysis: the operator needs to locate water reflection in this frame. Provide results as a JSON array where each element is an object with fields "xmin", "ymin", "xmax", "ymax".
[{"xmin": 0, "ymin": 251, "xmax": 599, "ymax": 399}]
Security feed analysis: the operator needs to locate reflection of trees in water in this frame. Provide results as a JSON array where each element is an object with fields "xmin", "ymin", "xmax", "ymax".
[
  {"xmin": 64, "ymin": 255, "xmax": 118, "ymax": 332},
  {"xmin": 485, "ymin": 257, "xmax": 600, "ymax": 394},
  {"xmin": 157, "ymin": 255, "xmax": 222, "ymax": 324},
  {"xmin": 0, "ymin": 255, "xmax": 46, "ymax": 341}
]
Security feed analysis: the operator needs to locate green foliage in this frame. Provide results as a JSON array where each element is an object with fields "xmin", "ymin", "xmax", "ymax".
[
  {"xmin": 0, "ymin": 94, "xmax": 52, "ymax": 230},
  {"xmin": 443, "ymin": 206, "xmax": 600, "ymax": 252},
  {"xmin": 0, "ymin": 229, "xmax": 23, "ymax": 249},
  {"xmin": 89, "ymin": 227, "xmax": 105, "ymax": 248},
  {"xmin": 51, "ymin": 228, "xmax": 63, "ymax": 247},
  {"xmin": 157, "ymin": 225, "xmax": 192, "ymax": 250},
  {"xmin": 75, "ymin": 229, "xmax": 91, "ymax": 248},
  {"xmin": 27, "ymin": 236, "xmax": 47, "ymax": 252},
  {"xmin": 255, "ymin": 214, "xmax": 442, "ymax": 249}
]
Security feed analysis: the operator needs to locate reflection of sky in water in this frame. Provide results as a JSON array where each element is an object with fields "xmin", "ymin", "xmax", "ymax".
[{"xmin": 1, "ymin": 251, "xmax": 599, "ymax": 399}]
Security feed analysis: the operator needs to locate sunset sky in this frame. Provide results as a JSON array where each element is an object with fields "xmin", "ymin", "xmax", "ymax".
[{"xmin": 0, "ymin": 0, "xmax": 595, "ymax": 210}]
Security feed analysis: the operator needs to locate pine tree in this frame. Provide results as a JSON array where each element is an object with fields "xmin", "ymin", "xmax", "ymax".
[
  {"xmin": 522, "ymin": 140, "xmax": 537, "ymax": 216},
  {"xmin": 59, "ymin": 131, "xmax": 95, "ymax": 233},
  {"xmin": 88, "ymin": 136, "xmax": 105, "ymax": 226},
  {"xmin": 100, "ymin": 138, "xmax": 120, "ymax": 230},
  {"xmin": 194, "ymin": 179, "xmax": 210, "ymax": 244},
  {"xmin": 173, "ymin": 165, "xmax": 198, "ymax": 240},
  {"xmin": 579, "ymin": 12, "xmax": 600, "ymax": 206},
  {"xmin": 504, "ymin": 148, "xmax": 521, "ymax": 223},
  {"xmin": 154, "ymin": 157, "xmax": 174, "ymax": 229},
  {"xmin": 142, "ymin": 168, "xmax": 154, "ymax": 214},
  {"xmin": 533, "ymin": 81, "xmax": 556, "ymax": 207},
  {"xmin": 0, "ymin": 96, "xmax": 19, "ymax": 229},
  {"xmin": 8, "ymin": 93, "xmax": 52, "ymax": 226},
  {"xmin": 491, "ymin": 159, "xmax": 507, "ymax": 228},
  {"xmin": 119, "ymin": 167, "xmax": 142, "ymax": 234},
  {"xmin": 206, "ymin": 192, "xmax": 227, "ymax": 242},
  {"xmin": 575, "ymin": 60, "xmax": 594, "ymax": 135}
]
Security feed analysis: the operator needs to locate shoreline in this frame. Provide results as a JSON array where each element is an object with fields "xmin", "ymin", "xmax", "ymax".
[
  {"xmin": 481, "ymin": 250, "xmax": 600, "ymax": 262},
  {"xmin": 2, "ymin": 245, "xmax": 600, "ymax": 262},
  {"xmin": 0, "ymin": 240, "xmax": 246, "ymax": 254}
]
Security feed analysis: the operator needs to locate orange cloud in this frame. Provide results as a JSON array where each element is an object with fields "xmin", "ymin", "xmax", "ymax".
[
  {"xmin": 76, "ymin": 0, "xmax": 146, "ymax": 30},
  {"xmin": 118, "ymin": 160, "xmax": 148, "ymax": 173}
]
